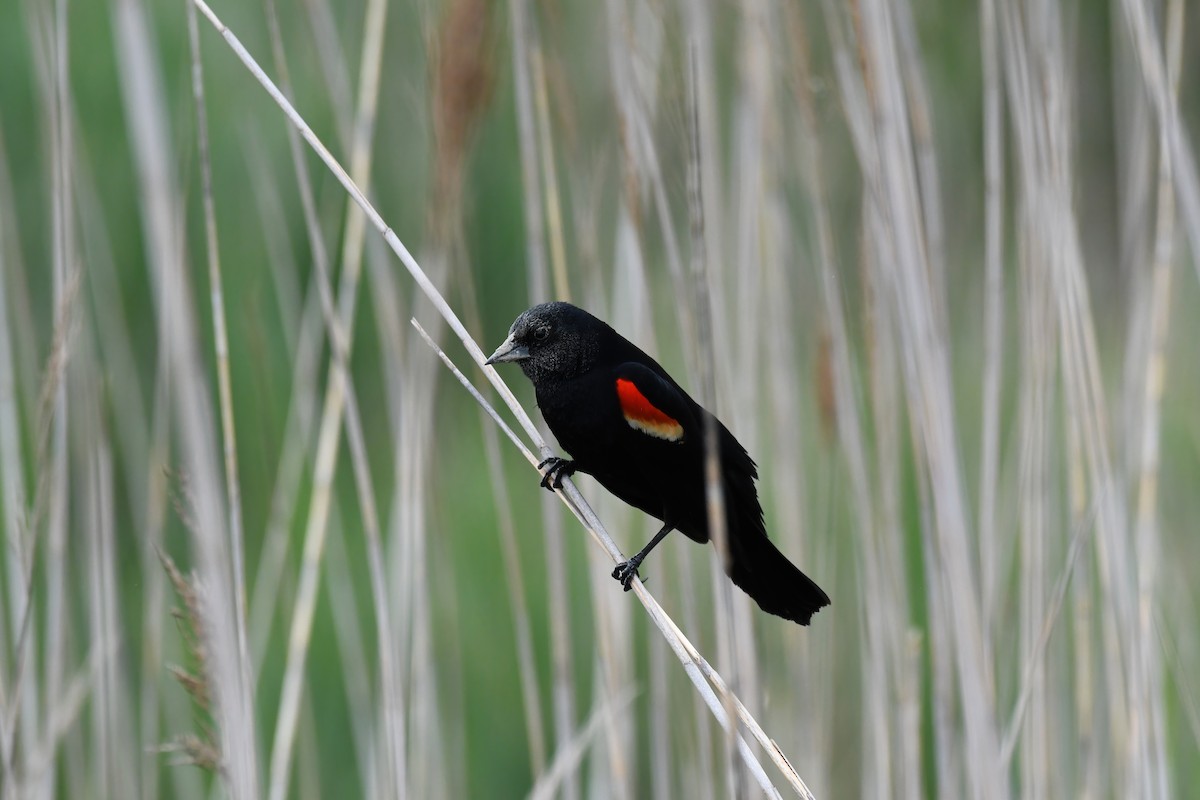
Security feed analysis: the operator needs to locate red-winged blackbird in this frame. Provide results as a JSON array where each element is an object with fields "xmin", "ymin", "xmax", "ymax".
[{"xmin": 486, "ymin": 302, "xmax": 830, "ymax": 626}]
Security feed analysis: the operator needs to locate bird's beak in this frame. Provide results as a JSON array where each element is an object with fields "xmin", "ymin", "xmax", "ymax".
[{"xmin": 485, "ymin": 333, "xmax": 529, "ymax": 365}]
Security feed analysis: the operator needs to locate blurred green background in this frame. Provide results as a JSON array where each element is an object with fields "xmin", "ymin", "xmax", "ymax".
[{"xmin": 1, "ymin": 0, "xmax": 1198, "ymax": 798}]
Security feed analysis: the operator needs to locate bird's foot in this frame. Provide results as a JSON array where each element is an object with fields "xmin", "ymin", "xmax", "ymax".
[
  {"xmin": 537, "ymin": 457, "xmax": 576, "ymax": 490},
  {"xmin": 611, "ymin": 558, "xmax": 643, "ymax": 592}
]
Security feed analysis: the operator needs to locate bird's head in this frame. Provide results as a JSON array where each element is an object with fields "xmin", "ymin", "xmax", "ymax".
[{"xmin": 485, "ymin": 302, "xmax": 604, "ymax": 381}]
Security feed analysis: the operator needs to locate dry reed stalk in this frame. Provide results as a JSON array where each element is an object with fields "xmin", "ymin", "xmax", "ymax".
[
  {"xmin": 528, "ymin": 688, "xmax": 637, "ymax": 800},
  {"xmin": 685, "ymin": 35, "xmax": 747, "ymax": 799},
  {"xmin": 84, "ymin": 368, "xmax": 137, "ymax": 798},
  {"xmin": 506, "ymin": 4, "xmax": 585, "ymax": 794},
  {"xmin": 1126, "ymin": 1, "xmax": 1185, "ymax": 797},
  {"xmin": 601, "ymin": 10, "xmax": 675, "ymax": 786},
  {"xmin": 185, "ymin": 0, "xmax": 252, "ymax": 722},
  {"xmin": 530, "ymin": 47, "xmax": 571, "ymax": 302},
  {"xmin": 0, "ymin": 103, "xmax": 38, "ymax": 800},
  {"xmin": 151, "ymin": 339, "xmax": 198, "ymax": 800},
  {"xmin": 239, "ymin": 135, "xmax": 325, "ymax": 662},
  {"xmin": 393, "ymin": 3, "xmax": 500, "ymax": 795},
  {"xmin": 260, "ymin": 0, "xmax": 404, "ymax": 789},
  {"xmin": 1117, "ymin": 0, "xmax": 1200, "ymax": 284},
  {"xmin": 245, "ymin": 0, "xmax": 338, "ymax": 678},
  {"xmin": 480, "ymin": 407, "xmax": 550, "ymax": 776},
  {"xmin": 508, "ymin": 0, "xmax": 550, "ymax": 301},
  {"xmin": 45, "ymin": 2, "xmax": 73, "ymax": 789},
  {"xmin": 419, "ymin": 285, "xmax": 585, "ymax": 788},
  {"xmin": 859, "ymin": 0, "xmax": 1011, "ymax": 794},
  {"xmin": 321, "ymin": 509, "xmax": 379, "ymax": 792},
  {"xmin": 977, "ymin": 0, "xmax": 1005, "ymax": 651},
  {"xmin": 864, "ymin": 238, "xmax": 908, "ymax": 798},
  {"xmin": 11, "ymin": 2, "xmax": 80, "ymax": 795},
  {"xmin": 113, "ymin": 0, "xmax": 260, "ymax": 794},
  {"xmin": 0, "ymin": 192, "xmax": 26, "ymax": 800},
  {"xmin": 796, "ymin": 9, "xmax": 889, "ymax": 796},
  {"xmin": 71, "ymin": 110, "xmax": 179, "ymax": 799},
  {"xmin": 599, "ymin": 4, "xmax": 696, "ymax": 790},
  {"xmin": 300, "ymin": 0, "xmax": 353, "ymax": 143}
]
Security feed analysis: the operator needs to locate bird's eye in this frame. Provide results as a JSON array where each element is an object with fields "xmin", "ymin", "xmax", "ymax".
[{"xmin": 533, "ymin": 326, "xmax": 551, "ymax": 342}]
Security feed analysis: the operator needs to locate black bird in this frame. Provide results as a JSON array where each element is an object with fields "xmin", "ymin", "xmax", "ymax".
[{"xmin": 486, "ymin": 302, "xmax": 829, "ymax": 626}]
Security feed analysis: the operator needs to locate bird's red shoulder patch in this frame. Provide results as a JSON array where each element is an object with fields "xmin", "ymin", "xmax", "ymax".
[{"xmin": 616, "ymin": 378, "xmax": 684, "ymax": 442}]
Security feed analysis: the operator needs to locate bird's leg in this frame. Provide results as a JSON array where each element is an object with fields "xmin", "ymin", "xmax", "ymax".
[
  {"xmin": 612, "ymin": 523, "xmax": 673, "ymax": 592},
  {"xmin": 537, "ymin": 456, "xmax": 577, "ymax": 490}
]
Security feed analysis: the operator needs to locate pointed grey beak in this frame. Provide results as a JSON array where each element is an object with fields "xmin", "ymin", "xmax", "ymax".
[{"xmin": 485, "ymin": 333, "xmax": 529, "ymax": 365}]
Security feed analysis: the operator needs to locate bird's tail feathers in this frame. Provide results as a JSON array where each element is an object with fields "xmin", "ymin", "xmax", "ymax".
[{"xmin": 725, "ymin": 526, "xmax": 830, "ymax": 626}]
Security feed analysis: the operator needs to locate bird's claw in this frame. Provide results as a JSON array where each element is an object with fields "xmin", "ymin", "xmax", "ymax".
[
  {"xmin": 538, "ymin": 457, "xmax": 575, "ymax": 491},
  {"xmin": 612, "ymin": 559, "xmax": 642, "ymax": 592}
]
